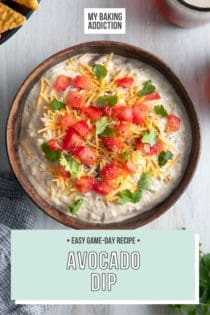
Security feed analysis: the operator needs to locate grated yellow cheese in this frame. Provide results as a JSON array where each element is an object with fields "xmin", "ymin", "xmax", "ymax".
[{"xmin": 33, "ymin": 52, "xmax": 180, "ymax": 204}]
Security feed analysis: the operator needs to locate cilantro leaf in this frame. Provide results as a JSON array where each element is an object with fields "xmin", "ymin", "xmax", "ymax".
[
  {"xmin": 94, "ymin": 64, "xmax": 107, "ymax": 80},
  {"xmin": 154, "ymin": 105, "xmax": 168, "ymax": 117},
  {"xmin": 171, "ymin": 305, "xmax": 197, "ymax": 314},
  {"xmin": 172, "ymin": 252, "xmax": 210, "ymax": 314},
  {"xmin": 59, "ymin": 154, "xmax": 81, "ymax": 178},
  {"xmin": 138, "ymin": 80, "xmax": 156, "ymax": 96},
  {"xmin": 138, "ymin": 172, "xmax": 152, "ymax": 190},
  {"xmin": 123, "ymin": 151, "xmax": 131, "ymax": 161},
  {"xmin": 40, "ymin": 142, "xmax": 61, "ymax": 162},
  {"xmin": 100, "ymin": 127, "xmax": 116, "ymax": 137},
  {"xmin": 118, "ymin": 190, "xmax": 142, "ymax": 205},
  {"xmin": 69, "ymin": 198, "xmax": 84, "ymax": 214},
  {"xmin": 142, "ymin": 130, "xmax": 158, "ymax": 146},
  {"xmin": 200, "ymin": 254, "xmax": 210, "ymax": 293},
  {"xmin": 50, "ymin": 99, "xmax": 66, "ymax": 110},
  {"xmin": 158, "ymin": 151, "xmax": 173, "ymax": 167},
  {"xmin": 95, "ymin": 117, "xmax": 109, "ymax": 135},
  {"xmin": 96, "ymin": 94, "xmax": 118, "ymax": 107}
]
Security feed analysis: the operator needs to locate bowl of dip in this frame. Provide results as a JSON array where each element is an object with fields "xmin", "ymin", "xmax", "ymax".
[
  {"xmin": 6, "ymin": 41, "xmax": 200, "ymax": 229},
  {"xmin": 157, "ymin": 0, "xmax": 210, "ymax": 27}
]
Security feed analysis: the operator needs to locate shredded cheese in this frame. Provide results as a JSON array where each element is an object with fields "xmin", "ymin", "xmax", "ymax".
[{"xmin": 33, "ymin": 53, "xmax": 180, "ymax": 206}]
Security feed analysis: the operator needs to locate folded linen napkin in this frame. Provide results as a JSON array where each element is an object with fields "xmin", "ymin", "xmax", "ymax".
[{"xmin": 0, "ymin": 175, "xmax": 50, "ymax": 315}]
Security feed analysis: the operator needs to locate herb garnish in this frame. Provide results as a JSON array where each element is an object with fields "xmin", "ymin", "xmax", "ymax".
[
  {"xmin": 59, "ymin": 154, "xmax": 81, "ymax": 179},
  {"xmin": 94, "ymin": 64, "xmax": 107, "ymax": 80},
  {"xmin": 41, "ymin": 143, "xmax": 61, "ymax": 162},
  {"xmin": 118, "ymin": 190, "xmax": 142, "ymax": 205},
  {"xmin": 50, "ymin": 99, "xmax": 66, "ymax": 110},
  {"xmin": 123, "ymin": 151, "xmax": 131, "ymax": 161},
  {"xmin": 158, "ymin": 151, "xmax": 173, "ymax": 167},
  {"xmin": 142, "ymin": 130, "xmax": 158, "ymax": 146},
  {"xmin": 100, "ymin": 127, "xmax": 116, "ymax": 137},
  {"xmin": 95, "ymin": 117, "xmax": 109, "ymax": 135},
  {"xmin": 138, "ymin": 80, "xmax": 156, "ymax": 96},
  {"xmin": 154, "ymin": 105, "xmax": 168, "ymax": 117},
  {"xmin": 69, "ymin": 198, "xmax": 84, "ymax": 214},
  {"xmin": 96, "ymin": 94, "xmax": 118, "ymax": 107},
  {"xmin": 172, "ymin": 253, "xmax": 210, "ymax": 314},
  {"xmin": 138, "ymin": 172, "xmax": 152, "ymax": 190}
]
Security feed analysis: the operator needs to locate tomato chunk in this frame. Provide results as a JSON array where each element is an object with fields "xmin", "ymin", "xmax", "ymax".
[
  {"xmin": 53, "ymin": 75, "xmax": 72, "ymax": 93},
  {"xmin": 48, "ymin": 139, "xmax": 63, "ymax": 151},
  {"xmin": 84, "ymin": 106, "xmax": 104, "ymax": 121},
  {"xmin": 103, "ymin": 105, "xmax": 113, "ymax": 118},
  {"xmin": 72, "ymin": 120, "xmax": 92, "ymax": 138},
  {"xmin": 63, "ymin": 129, "xmax": 84, "ymax": 151},
  {"xmin": 123, "ymin": 161, "xmax": 137, "ymax": 174},
  {"xmin": 74, "ymin": 75, "xmax": 94, "ymax": 90},
  {"xmin": 57, "ymin": 166, "xmax": 71, "ymax": 178},
  {"xmin": 136, "ymin": 140, "xmax": 151, "ymax": 155},
  {"xmin": 144, "ymin": 92, "xmax": 161, "ymax": 101},
  {"xmin": 117, "ymin": 122, "xmax": 132, "ymax": 138},
  {"xmin": 116, "ymin": 77, "xmax": 134, "ymax": 88},
  {"xmin": 114, "ymin": 105, "xmax": 133, "ymax": 122},
  {"xmin": 167, "ymin": 114, "xmax": 181, "ymax": 132},
  {"xmin": 75, "ymin": 176, "xmax": 96, "ymax": 193},
  {"xmin": 68, "ymin": 91, "xmax": 85, "ymax": 109},
  {"xmin": 102, "ymin": 136, "xmax": 124, "ymax": 152},
  {"xmin": 132, "ymin": 103, "xmax": 149, "ymax": 125},
  {"xmin": 137, "ymin": 138, "xmax": 163, "ymax": 156},
  {"xmin": 73, "ymin": 146, "xmax": 97, "ymax": 166},
  {"xmin": 150, "ymin": 139, "xmax": 164, "ymax": 155},
  {"xmin": 60, "ymin": 115, "xmax": 76, "ymax": 129},
  {"xmin": 101, "ymin": 162, "xmax": 122, "ymax": 179},
  {"xmin": 94, "ymin": 179, "xmax": 116, "ymax": 195}
]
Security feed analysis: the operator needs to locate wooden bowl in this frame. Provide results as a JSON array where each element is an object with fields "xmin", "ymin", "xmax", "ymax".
[{"xmin": 6, "ymin": 41, "xmax": 200, "ymax": 229}]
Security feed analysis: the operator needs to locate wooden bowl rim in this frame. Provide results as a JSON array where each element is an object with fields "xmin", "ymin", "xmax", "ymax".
[{"xmin": 6, "ymin": 41, "xmax": 201, "ymax": 229}]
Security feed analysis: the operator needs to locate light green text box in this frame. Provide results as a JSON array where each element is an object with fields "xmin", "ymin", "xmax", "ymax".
[{"xmin": 11, "ymin": 230, "xmax": 198, "ymax": 302}]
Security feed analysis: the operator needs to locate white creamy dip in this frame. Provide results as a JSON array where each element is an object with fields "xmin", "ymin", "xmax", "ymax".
[
  {"xmin": 182, "ymin": 0, "xmax": 210, "ymax": 8},
  {"xmin": 19, "ymin": 53, "xmax": 192, "ymax": 223}
]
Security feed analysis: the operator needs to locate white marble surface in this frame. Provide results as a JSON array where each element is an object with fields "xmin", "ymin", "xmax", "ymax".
[{"xmin": 1, "ymin": 0, "xmax": 210, "ymax": 314}]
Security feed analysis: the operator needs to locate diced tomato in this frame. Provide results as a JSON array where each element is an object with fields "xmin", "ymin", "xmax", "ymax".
[
  {"xmin": 68, "ymin": 91, "xmax": 85, "ymax": 109},
  {"xmin": 74, "ymin": 75, "xmax": 94, "ymax": 90},
  {"xmin": 75, "ymin": 176, "xmax": 96, "ymax": 193},
  {"xmin": 136, "ymin": 140, "xmax": 151, "ymax": 155},
  {"xmin": 53, "ymin": 75, "xmax": 72, "ymax": 93},
  {"xmin": 167, "ymin": 114, "xmax": 181, "ymax": 132},
  {"xmin": 72, "ymin": 120, "xmax": 92, "ymax": 138},
  {"xmin": 48, "ymin": 139, "xmax": 63, "ymax": 151},
  {"xmin": 84, "ymin": 106, "xmax": 104, "ymax": 121},
  {"xmin": 150, "ymin": 139, "xmax": 164, "ymax": 155},
  {"xmin": 101, "ymin": 162, "xmax": 122, "ymax": 179},
  {"xmin": 73, "ymin": 146, "xmax": 97, "ymax": 166},
  {"xmin": 123, "ymin": 161, "xmax": 137, "ymax": 174},
  {"xmin": 137, "ymin": 138, "xmax": 163, "ymax": 156},
  {"xmin": 63, "ymin": 129, "xmax": 84, "ymax": 151},
  {"xmin": 60, "ymin": 115, "xmax": 76, "ymax": 129},
  {"xmin": 102, "ymin": 136, "xmax": 124, "ymax": 152},
  {"xmin": 116, "ymin": 77, "xmax": 134, "ymax": 88},
  {"xmin": 57, "ymin": 166, "xmax": 71, "ymax": 178},
  {"xmin": 103, "ymin": 105, "xmax": 113, "ymax": 118},
  {"xmin": 132, "ymin": 103, "xmax": 149, "ymax": 125},
  {"xmin": 94, "ymin": 179, "xmax": 116, "ymax": 195},
  {"xmin": 114, "ymin": 105, "xmax": 133, "ymax": 122},
  {"xmin": 113, "ymin": 104, "xmax": 124, "ymax": 116},
  {"xmin": 117, "ymin": 122, "xmax": 132, "ymax": 138},
  {"xmin": 144, "ymin": 92, "xmax": 161, "ymax": 101}
]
